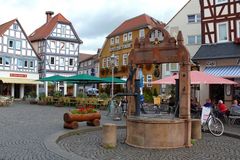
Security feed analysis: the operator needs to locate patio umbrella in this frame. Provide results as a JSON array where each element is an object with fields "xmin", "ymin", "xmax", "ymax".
[
  {"xmin": 151, "ymin": 71, "xmax": 238, "ymax": 85},
  {"xmin": 60, "ymin": 74, "xmax": 102, "ymax": 84},
  {"xmin": 39, "ymin": 75, "xmax": 65, "ymax": 82},
  {"xmin": 101, "ymin": 77, "xmax": 126, "ymax": 83}
]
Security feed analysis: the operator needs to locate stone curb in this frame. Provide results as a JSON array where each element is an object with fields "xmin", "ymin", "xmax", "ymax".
[
  {"xmin": 44, "ymin": 125, "xmax": 126, "ymax": 160},
  {"xmin": 224, "ymin": 131, "xmax": 240, "ymax": 139}
]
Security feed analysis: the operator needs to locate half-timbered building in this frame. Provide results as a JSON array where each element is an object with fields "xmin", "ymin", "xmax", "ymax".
[
  {"xmin": 193, "ymin": 0, "xmax": 240, "ymax": 105},
  {"xmin": 0, "ymin": 19, "xmax": 40, "ymax": 99},
  {"xmin": 29, "ymin": 11, "xmax": 82, "ymax": 96}
]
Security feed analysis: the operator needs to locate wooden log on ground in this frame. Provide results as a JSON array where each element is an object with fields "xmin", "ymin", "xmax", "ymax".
[
  {"xmin": 64, "ymin": 112, "xmax": 101, "ymax": 123},
  {"xmin": 64, "ymin": 121, "xmax": 79, "ymax": 129},
  {"xmin": 86, "ymin": 119, "xmax": 100, "ymax": 126}
]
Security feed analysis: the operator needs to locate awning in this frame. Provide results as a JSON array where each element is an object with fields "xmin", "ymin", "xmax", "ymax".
[
  {"xmin": 0, "ymin": 78, "xmax": 43, "ymax": 84},
  {"xmin": 204, "ymin": 66, "xmax": 240, "ymax": 78}
]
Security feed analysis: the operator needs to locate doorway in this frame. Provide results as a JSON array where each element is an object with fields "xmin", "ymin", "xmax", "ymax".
[
  {"xmin": 210, "ymin": 84, "xmax": 224, "ymax": 104},
  {"xmin": 14, "ymin": 84, "xmax": 20, "ymax": 98}
]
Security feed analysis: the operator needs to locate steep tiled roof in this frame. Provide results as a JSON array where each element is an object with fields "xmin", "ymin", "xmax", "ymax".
[
  {"xmin": 0, "ymin": 19, "xmax": 16, "ymax": 36},
  {"xmin": 29, "ymin": 13, "xmax": 72, "ymax": 42},
  {"xmin": 79, "ymin": 53, "xmax": 95, "ymax": 62},
  {"xmin": 108, "ymin": 13, "xmax": 164, "ymax": 38}
]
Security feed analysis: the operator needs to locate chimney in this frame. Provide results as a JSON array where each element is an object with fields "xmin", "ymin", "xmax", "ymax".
[{"xmin": 45, "ymin": 11, "xmax": 54, "ymax": 22}]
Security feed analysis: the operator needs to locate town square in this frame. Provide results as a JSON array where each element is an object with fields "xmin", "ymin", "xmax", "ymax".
[{"xmin": 0, "ymin": 0, "xmax": 240, "ymax": 159}]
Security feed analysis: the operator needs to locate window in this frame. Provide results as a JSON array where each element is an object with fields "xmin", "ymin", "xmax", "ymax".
[
  {"xmin": 166, "ymin": 63, "xmax": 169, "ymax": 72},
  {"xmin": 216, "ymin": 0, "xmax": 227, "ymax": 4},
  {"xmin": 8, "ymin": 40, "xmax": 14, "ymax": 48},
  {"xmin": 24, "ymin": 60, "xmax": 28, "ymax": 68},
  {"xmin": 5, "ymin": 57, "xmax": 10, "ymax": 66},
  {"xmin": 61, "ymin": 26, "xmax": 66, "ymax": 35},
  {"xmin": 147, "ymin": 75, "xmax": 152, "ymax": 87},
  {"xmin": 217, "ymin": 22, "xmax": 228, "ymax": 42},
  {"xmin": 70, "ymin": 43, "xmax": 75, "ymax": 50},
  {"xmin": 50, "ymin": 41, "xmax": 56, "ymax": 48},
  {"xmin": 123, "ymin": 54, "xmax": 128, "ymax": 65},
  {"xmin": 128, "ymin": 32, "xmax": 132, "ymax": 41},
  {"xmin": 107, "ymin": 57, "xmax": 111, "ymax": 67},
  {"xmin": 0, "ymin": 57, "xmax": 2, "ymax": 65},
  {"xmin": 115, "ymin": 55, "xmax": 119, "ymax": 66},
  {"xmin": 170, "ymin": 63, "xmax": 178, "ymax": 71},
  {"xmin": 188, "ymin": 14, "xmax": 201, "ymax": 23},
  {"xmin": 123, "ymin": 33, "xmax": 128, "ymax": 42},
  {"xmin": 69, "ymin": 58, "xmax": 74, "ymax": 66},
  {"xmin": 88, "ymin": 60, "xmax": 92, "ymax": 66},
  {"xmin": 30, "ymin": 61, "xmax": 34, "ymax": 68},
  {"xmin": 102, "ymin": 58, "xmax": 107, "ymax": 67},
  {"xmin": 80, "ymin": 62, "xmax": 83, "ymax": 67},
  {"xmin": 139, "ymin": 29, "xmax": 145, "ymax": 38},
  {"xmin": 237, "ymin": 20, "xmax": 240, "ymax": 38},
  {"xmin": 15, "ymin": 41, "xmax": 21, "ymax": 50},
  {"xmin": 17, "ymin": 59, "xmax": 23, "ymax": 67},
  {"xmin": 115, "ymin": 36, "xmax": 119, "ymax": 44},
  {"xmin": 13, "ymin": 24, "xmax": 18, "ymax": 30},
  {"xmin": 50, "ymin": 57, "xmax": 55, "ymax": 65},
  {"xmin": 60, "ymin": 57, "xmax": 64, "ymax": 66},
  {"xmin": 110, "ymin": 38, "xmax": 114, "ymax": 45},
  {"xmin": 187, "ymin": 35, "xmax": 201, "ymax": 45}
]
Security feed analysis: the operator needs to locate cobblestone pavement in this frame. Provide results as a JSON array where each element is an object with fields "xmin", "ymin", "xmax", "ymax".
[
  {"xmin": 0, "ymin": 102, "xmax": 70, "ymax": 160},
  {"xmin": 58, "ymin": 128, "xmax": 240, "ymax": 160}
]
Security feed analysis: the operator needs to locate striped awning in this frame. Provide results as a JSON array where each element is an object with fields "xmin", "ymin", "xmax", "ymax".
[{"xmin": 204, "ymin": 66, "xmax": 240, "ymax": 78}]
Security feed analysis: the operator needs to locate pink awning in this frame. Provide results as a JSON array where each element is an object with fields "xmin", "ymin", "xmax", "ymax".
[{"xmin": 151, "ymin": 71, "xmax": 238, "ymax": 85}]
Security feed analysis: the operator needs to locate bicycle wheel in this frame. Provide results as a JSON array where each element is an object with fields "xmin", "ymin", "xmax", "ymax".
[{"xmin": 207, "ymin": 117, "xmax": 224, "ymax": 137}]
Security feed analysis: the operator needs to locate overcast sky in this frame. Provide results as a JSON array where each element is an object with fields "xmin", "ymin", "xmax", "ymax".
[{"xmin": 0, "ymin": 0, "xmax": 189, "ymax": 54}]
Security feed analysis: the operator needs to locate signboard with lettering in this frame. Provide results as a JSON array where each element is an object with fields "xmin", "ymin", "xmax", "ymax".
[{"xmin": 10, "ymin": 73, "xmax": 27, "ymax": 78}]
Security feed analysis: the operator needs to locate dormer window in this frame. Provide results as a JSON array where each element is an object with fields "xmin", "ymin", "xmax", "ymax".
[
  {"xmin": 115, "ymin": 36, "xmax": 119, "ymax": 44},
  {"xmin": 128, "ymin": 32, "xmax": 132, "ymax": 41},
  {"xmin": 110, "ymin": 38, "xmax": 114, "ymax": 45},
  {"xmin": 13, "ymin": 24, "xmax": 18, "ymax": 30}
]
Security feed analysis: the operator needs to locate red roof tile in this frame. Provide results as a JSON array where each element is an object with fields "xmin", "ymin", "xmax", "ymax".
[
  {"xmin": 108, "ymin": 14, "xmax": 164, "ymax": 37},
  {"xmin": 29, "ymin": 13, "xmax": 71, "ymax": 42},
  {"xmin": 0, "ymin": 19, "xmax": 16, "ymax": 36}
]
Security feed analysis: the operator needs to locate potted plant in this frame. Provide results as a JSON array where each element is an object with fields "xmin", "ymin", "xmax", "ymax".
[
  {"xmin": 100, "ymin": 68, "xmax": 105, "ymax": 75},
  {"xmin": 28, "ymin": 91, "xmax": 38, "ymax": 104}
]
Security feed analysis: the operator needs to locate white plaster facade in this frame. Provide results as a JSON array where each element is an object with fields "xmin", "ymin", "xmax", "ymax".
[{"xmin": 161, "ymin": 0, "xmax": 201, "ymax": 94}]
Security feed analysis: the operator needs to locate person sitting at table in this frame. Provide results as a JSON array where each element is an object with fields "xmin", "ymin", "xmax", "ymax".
[
  {"xmin": 230, "ymin": 100, "xmax": 240, "ymax": 116},
  {"xmin": 216, "ymin": 100, "xmax": 229, "ymax": 118},
  {"xmin": 203, "ymin": 98, "xmax": 214, "ymax": 108}
]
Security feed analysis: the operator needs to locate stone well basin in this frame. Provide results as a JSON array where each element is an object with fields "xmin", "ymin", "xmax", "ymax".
[{"xmin": 126, "ymin": 115, "xmax": 191, "ymax": 149}]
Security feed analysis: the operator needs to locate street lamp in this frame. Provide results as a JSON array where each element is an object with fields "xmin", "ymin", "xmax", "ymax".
[{"xmin": 110, "ymin": 53, "xmax": 115, "ymax": 99}]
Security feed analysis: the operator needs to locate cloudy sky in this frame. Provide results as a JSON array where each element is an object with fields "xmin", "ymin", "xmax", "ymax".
[{"xmin": 0, "ymin": 0, "xmax": 189, "ymax": 54}]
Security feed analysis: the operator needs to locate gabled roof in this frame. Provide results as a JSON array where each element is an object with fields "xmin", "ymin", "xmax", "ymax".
[
  {"xmin": 29, "ymin": 13, "xmax": 82, "ymax": 43},
  {"xmin": 192, "ymin": 42, "xmax": 240, "ymax": 61},
  {"xmin": 0, "ymin": 19, "xmax": 40, "ymax": 60},
  {"xmin": 166, "ymin": 0, "xmax": 191, "ymax": 26},
  {"xmin": 0, "ymin": 19, "xmax": 16, "ymax": 36},
  {"xmin": 108, "ymin": 13, "xmax": 164, "ymax": 38},
  {"xmin": 79, "ymin": 53, "xmax": 95, "ymax": 62}
]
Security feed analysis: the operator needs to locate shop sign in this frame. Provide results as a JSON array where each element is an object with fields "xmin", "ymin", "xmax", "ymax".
[
  {"xmin": 10, "ymin": 73, "xmax": 27, "ymax": 78},
  {"xmin": 109, "ymin": 42, "xmax": 132, "ymax": 52}
]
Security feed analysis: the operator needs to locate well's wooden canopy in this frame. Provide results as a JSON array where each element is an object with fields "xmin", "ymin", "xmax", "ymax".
[{"xmin": 128, "ymin": 26, "xmax": 190, "ymax": 65}]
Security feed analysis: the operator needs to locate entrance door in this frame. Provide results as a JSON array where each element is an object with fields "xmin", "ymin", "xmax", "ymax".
[
  {"xmin": 210, "ymin": 84, "xmax": 224, "ymax": 104},
  {"xmin": 14, "ymin": 84, "xmax": 20, "ymax": 98}
]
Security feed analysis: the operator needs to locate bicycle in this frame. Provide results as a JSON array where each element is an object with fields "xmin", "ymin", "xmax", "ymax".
[{"xmin": 201, "ymin": 107, "xmax": 224, "ymax": 137}]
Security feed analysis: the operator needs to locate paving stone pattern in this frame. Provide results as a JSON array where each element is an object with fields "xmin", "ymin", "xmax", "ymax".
[
  {"xmin": 0, "ymin": 103, "xmax": 69, "ymax": 160},
  {"xmin": 58, "ymin": 128, "xmax": 240, "ymax": 160}
]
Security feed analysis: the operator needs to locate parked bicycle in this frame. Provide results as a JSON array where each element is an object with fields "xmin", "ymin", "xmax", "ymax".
[{"xmin": 201, "ymin": 107, "xmax": 224, "ymax": 137}]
